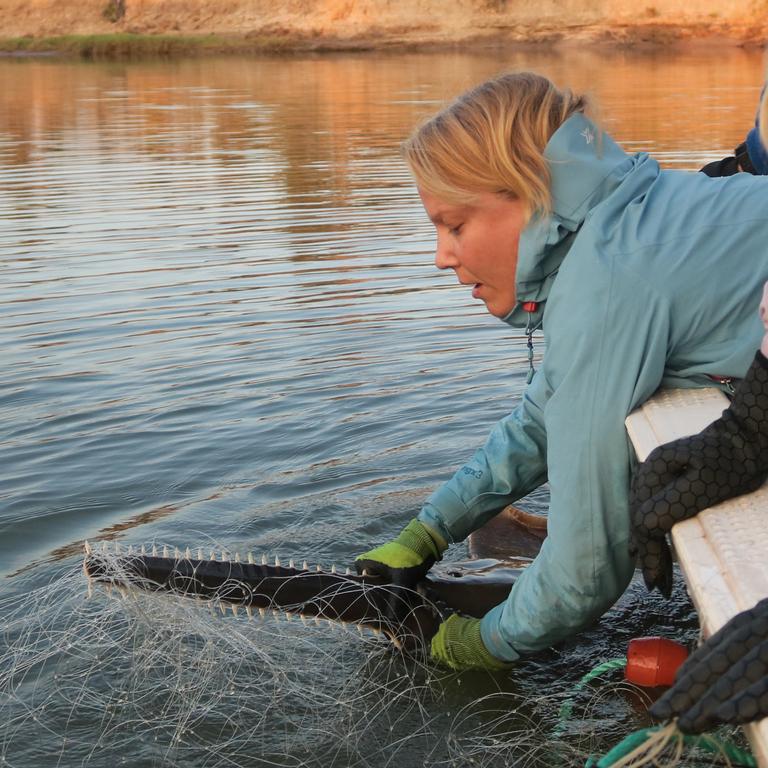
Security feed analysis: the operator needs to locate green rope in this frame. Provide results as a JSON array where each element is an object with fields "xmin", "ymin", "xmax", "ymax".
[
  {"xmin": 553, "ymin": 656, "xmax": 757, "ymax": 768},
  {"xmin": 553, "ymin": 657, "xmax": 628, "ymax": 737},
  {"xmin": 585, "ymin": 725, "xmax": 758, "ymax": 767}
]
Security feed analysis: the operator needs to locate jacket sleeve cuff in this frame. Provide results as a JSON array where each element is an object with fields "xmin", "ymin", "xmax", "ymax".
[
  {"xmin": 417, "ymin": 505, "xmax": 456, "ymax": 547},
  {"xmin": 755, "ymin": 350, "xmax": 768, "ymax": 369},
  {"xmin": 480, "ymin": 603, "xmax": 522, "ymax": 663},
  {"xmin": 417, "ymin": 483, "xmax": 477, "ymax": 544}
]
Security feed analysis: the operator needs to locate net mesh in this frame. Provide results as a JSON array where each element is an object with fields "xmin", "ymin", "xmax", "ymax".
[{"xmin": 0, "ymin": 546, "xmax": 714, "ymax": 768}]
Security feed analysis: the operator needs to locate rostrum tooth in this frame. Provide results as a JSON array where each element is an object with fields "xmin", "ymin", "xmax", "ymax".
[
  {"xmin": 247, "ymin": 552, "xmax": 254, "ymax": 564},
  {"xmin": 289, "ymin": 558, "xmax": 295, "ymax": 569},
  {"xmin": 197, "ymin": 548, "xmax": 203, "ymax": 560},
  {"xmin": 261, "ymin": 554, "xmax": 268, "ymax": 566}
]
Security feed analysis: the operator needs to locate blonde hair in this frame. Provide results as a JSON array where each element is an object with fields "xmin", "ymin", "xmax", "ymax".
[
  {"xmin": 402, "ymin": 72, "xmax": 590, "ymax": 219},
  {"xmin": 760, "ymin": 88, "xmax": 768, "ymax": 148}
]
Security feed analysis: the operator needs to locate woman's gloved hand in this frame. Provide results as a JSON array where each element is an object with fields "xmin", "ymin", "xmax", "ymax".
[
  {"xmin": 430, "ymin": 614, "xmax": 513, "ymax": 671},
  {"xmin": 355, "ymin": 519, "xmax": 446, "ymax": 588},
  {"xmin": 650, "ymin": 598, "xmax": 768, "ymax": 733},
  {"xmin": 629, "ymin": 350, "xmax": 768, "ymax": 597}
]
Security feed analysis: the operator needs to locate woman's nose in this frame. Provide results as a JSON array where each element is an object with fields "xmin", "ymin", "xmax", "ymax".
[{"xmin": 434, "ymin": 236, "xmax": 458, "ymax": 270}]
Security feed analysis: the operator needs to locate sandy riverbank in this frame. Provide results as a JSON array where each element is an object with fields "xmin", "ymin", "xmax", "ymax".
[{"xmin": 1, "ymin": 0, "xmax": 767, "ymax": 54}]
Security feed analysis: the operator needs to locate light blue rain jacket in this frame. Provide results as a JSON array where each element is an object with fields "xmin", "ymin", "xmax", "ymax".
[{"xmin": 418, "ymin": 114, "xmax": 768, "ymax": 662}]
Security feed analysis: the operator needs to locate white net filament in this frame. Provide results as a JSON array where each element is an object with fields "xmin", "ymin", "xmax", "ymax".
[
  {"xmin": 1, "ymin": 547, "xmax": 457, "ymax": 767},
  {"xmin": 0, "ymin": 545, "xmax": 714, "ymax": 768}
]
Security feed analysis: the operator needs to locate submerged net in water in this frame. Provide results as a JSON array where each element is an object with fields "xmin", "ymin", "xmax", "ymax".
[
  {"xmin": 0, "ymin": 543, "xmax": 713, "ymax": 768},
  {"xmin": 1, "ymin": 549, "xmax": 442, "ymax": 767}
]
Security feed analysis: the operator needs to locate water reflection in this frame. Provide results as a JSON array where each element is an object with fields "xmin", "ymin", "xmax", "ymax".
[
  {"xmin": 0, "ymin": 49, "xmax": 761, "ymax": 766},
  {"xmin": 0, "ymin": 48, "xmax": 765, "ymax": 572},
  {"xmin": 1, "ymin": 50, "xmax": 764, "ymax": 170}
]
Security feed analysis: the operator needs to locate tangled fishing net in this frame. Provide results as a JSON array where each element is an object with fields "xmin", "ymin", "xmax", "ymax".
[
  {"xmin": 1, "ymin": 547, "xmax": 440, "ymax": 768},
  {"xmin": 0, "ymin": 543, "xmax": 726, "ymax": 768}
]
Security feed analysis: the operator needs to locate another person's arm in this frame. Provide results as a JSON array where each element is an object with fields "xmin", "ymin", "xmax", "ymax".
[
  {"xmin": 700, "ymin": 87, "xmax": 768, "ymax": 177},
  {"xmin": 651, "ymin": 597, "xmax": 768, "ymax": 733},
  {"xmin": 762, "ymin": 281, "xmax": 768, "ymax": 357}
]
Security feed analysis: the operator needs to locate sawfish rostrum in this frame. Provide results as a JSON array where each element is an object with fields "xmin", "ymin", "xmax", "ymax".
[{"xmin": 83, "ymin": 542, "xmax": 528, "ymax": 651}]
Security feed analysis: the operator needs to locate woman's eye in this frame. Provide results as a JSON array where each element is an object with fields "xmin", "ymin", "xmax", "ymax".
[{"xmin": 448, "ymin": 224, "xmax": 463, "ymax": 236}]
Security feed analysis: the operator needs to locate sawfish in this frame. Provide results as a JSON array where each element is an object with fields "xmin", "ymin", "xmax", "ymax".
[{"xmin": 83, "ymin": 505, "xmax": 547, "ymax": 651}]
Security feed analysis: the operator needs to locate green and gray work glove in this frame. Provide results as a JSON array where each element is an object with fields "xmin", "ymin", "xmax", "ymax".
[
  {"xmin": 355, "ymin": 518, "xmax": 446, "ymax": 588},
  {"xmin": 430, "ymin": 614, "xmax": 513, "ymax": 671}
]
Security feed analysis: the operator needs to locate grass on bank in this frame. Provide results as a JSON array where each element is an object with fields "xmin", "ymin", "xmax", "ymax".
[{"xmin": 0, "ymin": 33, "xmax": 297, "ymax": 59}]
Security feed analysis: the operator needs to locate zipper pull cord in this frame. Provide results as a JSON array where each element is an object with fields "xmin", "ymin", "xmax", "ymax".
[{"xmin": 523, "ymin": 301, "xmax": 541, "ymax": 385}]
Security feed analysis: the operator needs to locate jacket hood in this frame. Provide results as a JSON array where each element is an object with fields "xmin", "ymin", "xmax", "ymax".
[{"xmin": 503, "ymin": 113, "xmax": 646, "ymax": 329}]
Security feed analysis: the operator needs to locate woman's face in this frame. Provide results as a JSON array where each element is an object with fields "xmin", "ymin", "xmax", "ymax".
[{"xmin": 418, "ymin": 187, "xmax": 526, "ymax": 318}]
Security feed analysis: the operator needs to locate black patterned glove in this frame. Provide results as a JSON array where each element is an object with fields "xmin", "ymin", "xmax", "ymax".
[
  {"xmin": 630, "ymin": 352, "xmax": 768, "ymax": 597},
  {"xmin": 650, "ymin": 598, "xmax": 768, "ymax": 733}
]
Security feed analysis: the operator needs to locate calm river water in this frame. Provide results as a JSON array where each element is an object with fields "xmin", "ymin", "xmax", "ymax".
[{"xmin": 0, "ymin": 48, "xmax": 764, "ymax": 767}]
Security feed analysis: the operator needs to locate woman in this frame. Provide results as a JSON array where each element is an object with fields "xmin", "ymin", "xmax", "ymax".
[{"xmin": 355, "ymin": 72, "xmax": 768, "ymax": 671}]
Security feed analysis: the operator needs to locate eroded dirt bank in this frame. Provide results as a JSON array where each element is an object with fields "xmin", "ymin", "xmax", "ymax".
[{"xmin": 1, "ymin": 0, "xmax": 768, "ymax": 47}]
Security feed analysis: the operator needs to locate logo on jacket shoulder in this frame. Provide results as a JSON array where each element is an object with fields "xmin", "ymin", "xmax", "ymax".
[
  {"xmin": 462, "ymin": 466, "xmax": 484, "ymax": 479},
  {"xmin": 581, "ymin": 127, "xmax": 595, "ymax": 145}
]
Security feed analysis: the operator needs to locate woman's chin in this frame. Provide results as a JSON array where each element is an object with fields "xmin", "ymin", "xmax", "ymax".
[{"xmin": 485, "ymin": 300, "xmax": 515, "ymax": 319}]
